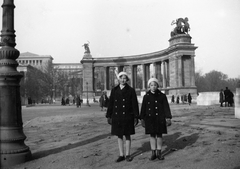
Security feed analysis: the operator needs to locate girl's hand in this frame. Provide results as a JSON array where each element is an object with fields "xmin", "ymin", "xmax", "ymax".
[
  {"xmin": 134, "ymin": 118, "xmax": 139, "ymax": 126},
  {"xmin": 107, "ymin": 118, "xmax": 112, "ymax": 125},
  {"xmin": 166, "ymin": 119, "xmax": 171, "ymax": 126}
]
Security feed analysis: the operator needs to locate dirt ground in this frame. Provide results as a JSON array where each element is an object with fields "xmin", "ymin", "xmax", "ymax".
[{"xmin": 6, "ymin": 103, "xmax": 240, "ymax": 169}]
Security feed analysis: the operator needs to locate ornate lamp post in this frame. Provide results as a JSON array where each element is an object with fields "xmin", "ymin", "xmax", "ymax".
[
  {"xmin": 86, "ymin": 82, "xmax": 90, "ymax": 107},
  {"xmin": 0, "ymin": 0, "xmax": 31, "ymax": 167}
]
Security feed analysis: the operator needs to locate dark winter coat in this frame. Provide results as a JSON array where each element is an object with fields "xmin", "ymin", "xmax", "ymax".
[
  {"xmin": 106, "ymin": 84, "xmax": 139, "ymax": 136},
  {"xmin": 140, "ymin": 90, "xmax": 172, "ymax": 135}
]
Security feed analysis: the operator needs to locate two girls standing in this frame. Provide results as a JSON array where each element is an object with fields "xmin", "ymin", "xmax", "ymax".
[{"xmin": 106, "ymin": 72, "xmax": 172, "ymax": 162}]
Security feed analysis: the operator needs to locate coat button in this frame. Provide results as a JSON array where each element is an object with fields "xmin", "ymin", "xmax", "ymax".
[
  {"xmin": 123, "ymin": 105, "xmax": 125, "ymax": 107},
  {"xmin": 123, "ymin": 99, "xmax": 125, "ymax": 101},
  {"xmin": 149, "ymin": 108, "xmax": 151, "ymax": 110},
  {"xmin": 155, "ymin": 107, "xmax": 158, "ymax": 109},
  {"xmin": 123, "ymin": 112, "xmax": 125, "ymax": 114},
  {"xmin": 148, "ymin": 102, "xmax": 150, "ymax": 104},
  {"xmin": 115, "ymin": 100, "xmax": 117, "ymax": 102},
  {"xmin": 115, "ymin": 106, "xmax": 117, "ymax": 108},
  {"xmin": 116, "ymin": 112, "xmax": 117, "ymax": 114},
  {"xmin": 156, "ymin": 113, "xmax": 158, "ymax": 115},
  {"xmin": 155, "ymin": 100, "xmax": 157, "ymax": 103}
]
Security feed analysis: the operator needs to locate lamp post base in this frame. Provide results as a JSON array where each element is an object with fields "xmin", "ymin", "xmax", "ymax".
[{"xmin": 1, "ymin": 151, "xmax": 31, "ymax": 168}]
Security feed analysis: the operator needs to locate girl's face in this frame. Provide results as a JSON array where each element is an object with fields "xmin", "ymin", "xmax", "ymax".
[
  {"xmin": 119, "ymin": 75, "xmax": 128, "ymax": 85},
  {"xmin": 149, "ymin": 82, "xmax": 158, "ymax": 92}
]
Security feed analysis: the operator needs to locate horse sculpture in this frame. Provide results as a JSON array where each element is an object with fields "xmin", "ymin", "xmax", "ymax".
[
  {"xmin": 82, "ymin": 41, "xmax": 90, "ymax": 54},
  {"xmin": 171, "ymin": 17, "xmax": 190, "ymax": 37}
]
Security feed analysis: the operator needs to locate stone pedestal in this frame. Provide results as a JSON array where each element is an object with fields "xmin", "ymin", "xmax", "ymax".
[
  {"xmin": 169, "ymin": 34, "xmax": 192, "ymax": 46},
  {"xmin": 235, "ymin": 81, "xmax": 240, "ymax": 119},
  {"xmin": 81, "ymin": 53, "xmax": 94, "ymax": 105}
]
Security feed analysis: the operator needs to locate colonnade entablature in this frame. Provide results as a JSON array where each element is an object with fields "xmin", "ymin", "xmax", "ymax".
[{"xmin": 81, "ymin": 34, "xmax": 198, "ymax": 101}]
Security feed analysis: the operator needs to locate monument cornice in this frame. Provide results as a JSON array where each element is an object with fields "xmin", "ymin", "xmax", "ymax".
[{"xmin": 92, "ymin": 43, "xmax": 197, "ymax": 67}]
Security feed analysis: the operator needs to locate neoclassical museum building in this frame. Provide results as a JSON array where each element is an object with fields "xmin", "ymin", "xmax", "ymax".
[{"xmin": 17, "ymin": 33, "xmax": 197, "ymax": 103}]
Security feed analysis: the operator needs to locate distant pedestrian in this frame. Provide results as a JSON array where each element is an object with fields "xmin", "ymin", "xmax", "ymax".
[
  {"xmin": 99, "ymin": 91, "xmax": 109, "ymax": 111},
  {"xmin": 176, "ymin": 96, "xmax": 180, "ymax": 104},
  {"xmin": 224, "ymin": 87, "xmax": 230, "ymax": 107},
  {"xmin": 140, "ymin": 78, "xmax": 172, "ymax": 161},
  {"xmin": 76, "ymin": 95, "xmax": 81, "ymax": 108},
  {"xmin": 219, "ymin": 89, "xmax": 224, "ymax": 107},
  {"xmin": 187, "ymin": 93, "xmax": 192, "ymax": 105},
  {"xmin": 106, "ymin": 71, "xmax": 139, "ymax": 162},
  {"xmin": 61, "ymin": 97, "xmax": 65, "ymax": 106},
  {"xmin": 171, "ymin": 95, "xmax": 175, "ymax": 103},
  {"xmin": 228, "ymin": 90, "xmax": 234, "ymax": 107},
  {"xmin": 65, "ymin": 97, "xmax": 69, "ymax": 106}
]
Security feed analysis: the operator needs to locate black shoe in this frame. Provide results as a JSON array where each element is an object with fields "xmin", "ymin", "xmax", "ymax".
[
  {"xmin": 116, "ymin": 156, "xmax": 125, "ymax": 162},
  {"xmin": 125, "ymin": 155, "xmax": 133, "ymax": 162},
  {"xmin": 156, "ymin": 150, "xmax": 164, "ymax": 160},
  {"xmin": 149, "ymin": 150, "xmax": 157, "ymax": 161}
]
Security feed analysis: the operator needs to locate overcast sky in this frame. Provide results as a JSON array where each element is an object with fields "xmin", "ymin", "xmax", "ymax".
[{"xmin": 4, "ymin": 0, "xmax": 240, "ymax": 78}]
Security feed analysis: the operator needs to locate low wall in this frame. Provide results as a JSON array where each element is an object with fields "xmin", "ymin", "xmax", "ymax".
[
  {"xmin": 235, "ymin": 87, "xmax": 240, "ymax": 119},
  {"xmin": 197, "ymin": 92, "xmax": 219, "ymax": 106}
]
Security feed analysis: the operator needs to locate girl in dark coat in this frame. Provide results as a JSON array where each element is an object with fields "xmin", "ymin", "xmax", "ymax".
[
  {"xmin": 106, "ymin": 72, "xmax": 139, "ymax": 162},
  {"xmin": 140, "ymin": 78, "xmax": 172, "ymax": 161}
]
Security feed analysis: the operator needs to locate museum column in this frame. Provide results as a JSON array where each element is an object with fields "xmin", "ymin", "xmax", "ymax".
[{"xmin": 0, "ymin": 0, "xmax": 31, "ymax": 167}]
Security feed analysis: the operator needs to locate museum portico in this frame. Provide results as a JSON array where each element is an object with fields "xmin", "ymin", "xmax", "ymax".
[{"xmin": 81, "ymin": 34, "xmax": 197, "ymax": 102}]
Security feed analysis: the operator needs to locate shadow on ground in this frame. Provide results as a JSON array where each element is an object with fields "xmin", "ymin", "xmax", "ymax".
[
  {"xmin": 32, "ymin": 133, "xmax": 110, "ymax": 160},
  {"xmin": 132, "ymin": 132, "xmax": 199, "ymax": 158}
]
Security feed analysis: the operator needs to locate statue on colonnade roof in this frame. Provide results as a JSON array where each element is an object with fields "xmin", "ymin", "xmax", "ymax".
[{"xmin": 170, "ymin": 17, "xmax": 190, "ymax": 37}]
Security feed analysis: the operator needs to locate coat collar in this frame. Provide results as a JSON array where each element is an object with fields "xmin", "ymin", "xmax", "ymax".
[
  {"xmin": 114, "ymin": 83, "xmax": 130, "ymax": 90},
  {"xmin": 146, "ymin": 89, "xmax": 162, "ymax": 95}
]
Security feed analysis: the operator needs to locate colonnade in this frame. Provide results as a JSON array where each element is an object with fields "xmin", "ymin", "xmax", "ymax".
[
  {"xmin": 92, "ymin": 55, "xmax": 195, "ymax": 93},
  {"xmin": 81, "ymin": 34, "xmax": 198, "ymax": 102}
]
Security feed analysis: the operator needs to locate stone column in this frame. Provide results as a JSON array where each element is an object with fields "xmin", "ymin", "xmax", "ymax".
[
  {"xmin": 152, "ymin": 62, "xmax": 157, "ymax": 78},
  {"xmin": 142, "ymin": 64, "xmax": 146, "ymax": 90},
  {"xmin": 133, "ymin": 65, "xmax": 138, "ymax": 88},
  {"xmin": 130, "ymin": 65, "xmax": 134, "ymax": 87},
  {"xmin": 190, "ymin": 55, "xmax": 196, "ymax": 86},
  {"xmin": 118, "ymin": 66, "xmax": 124, "ymax": 72},
  {"xmin": 93, "ymin": 67, "xmax": 96, "ymax": 91},
  {"xmin": 155, "ymin": 62, "xmax": 161, "ymax": 81},
  {"xmin": 166, "ymin": 60, "xmax": 170, "ymax": 87},
  {"xmin": 0, "ymin": 0, "xmax": 31, "ymax": 167},
  {"xmin": 81, "ymin": 53, "xmax": 94, "ymax": 105},
  {"xmin": 104, "ymin": 66, "xmax": 109, "ymax": 90},
  {"xmin": 145, "ymin": 64, "xmax": 150, "ymax": 82},
  {"xmin": 178, "ymin": 56, "xmax": 183, "ymax": 87},
  {"xmin": 235, "ymin": 81, "xmax": 240, "ymax": 119},
  {"xmin": 162, "ymin": 61, "xmax": 166, "ymax": 88}
]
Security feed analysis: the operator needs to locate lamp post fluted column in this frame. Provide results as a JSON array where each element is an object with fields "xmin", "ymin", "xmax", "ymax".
[{"xmin": 0, "ymin": 0, "xmax": 31, "ymax": 167}]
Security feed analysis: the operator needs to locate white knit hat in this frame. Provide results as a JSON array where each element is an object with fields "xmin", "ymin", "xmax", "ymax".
[
  {"xmin": 148, "ymin": 78, "xmax": 159, "ymax": 87},
  {"xmin": 117, "ymin": 72, "xmax": 128, "ymax": 79}
]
